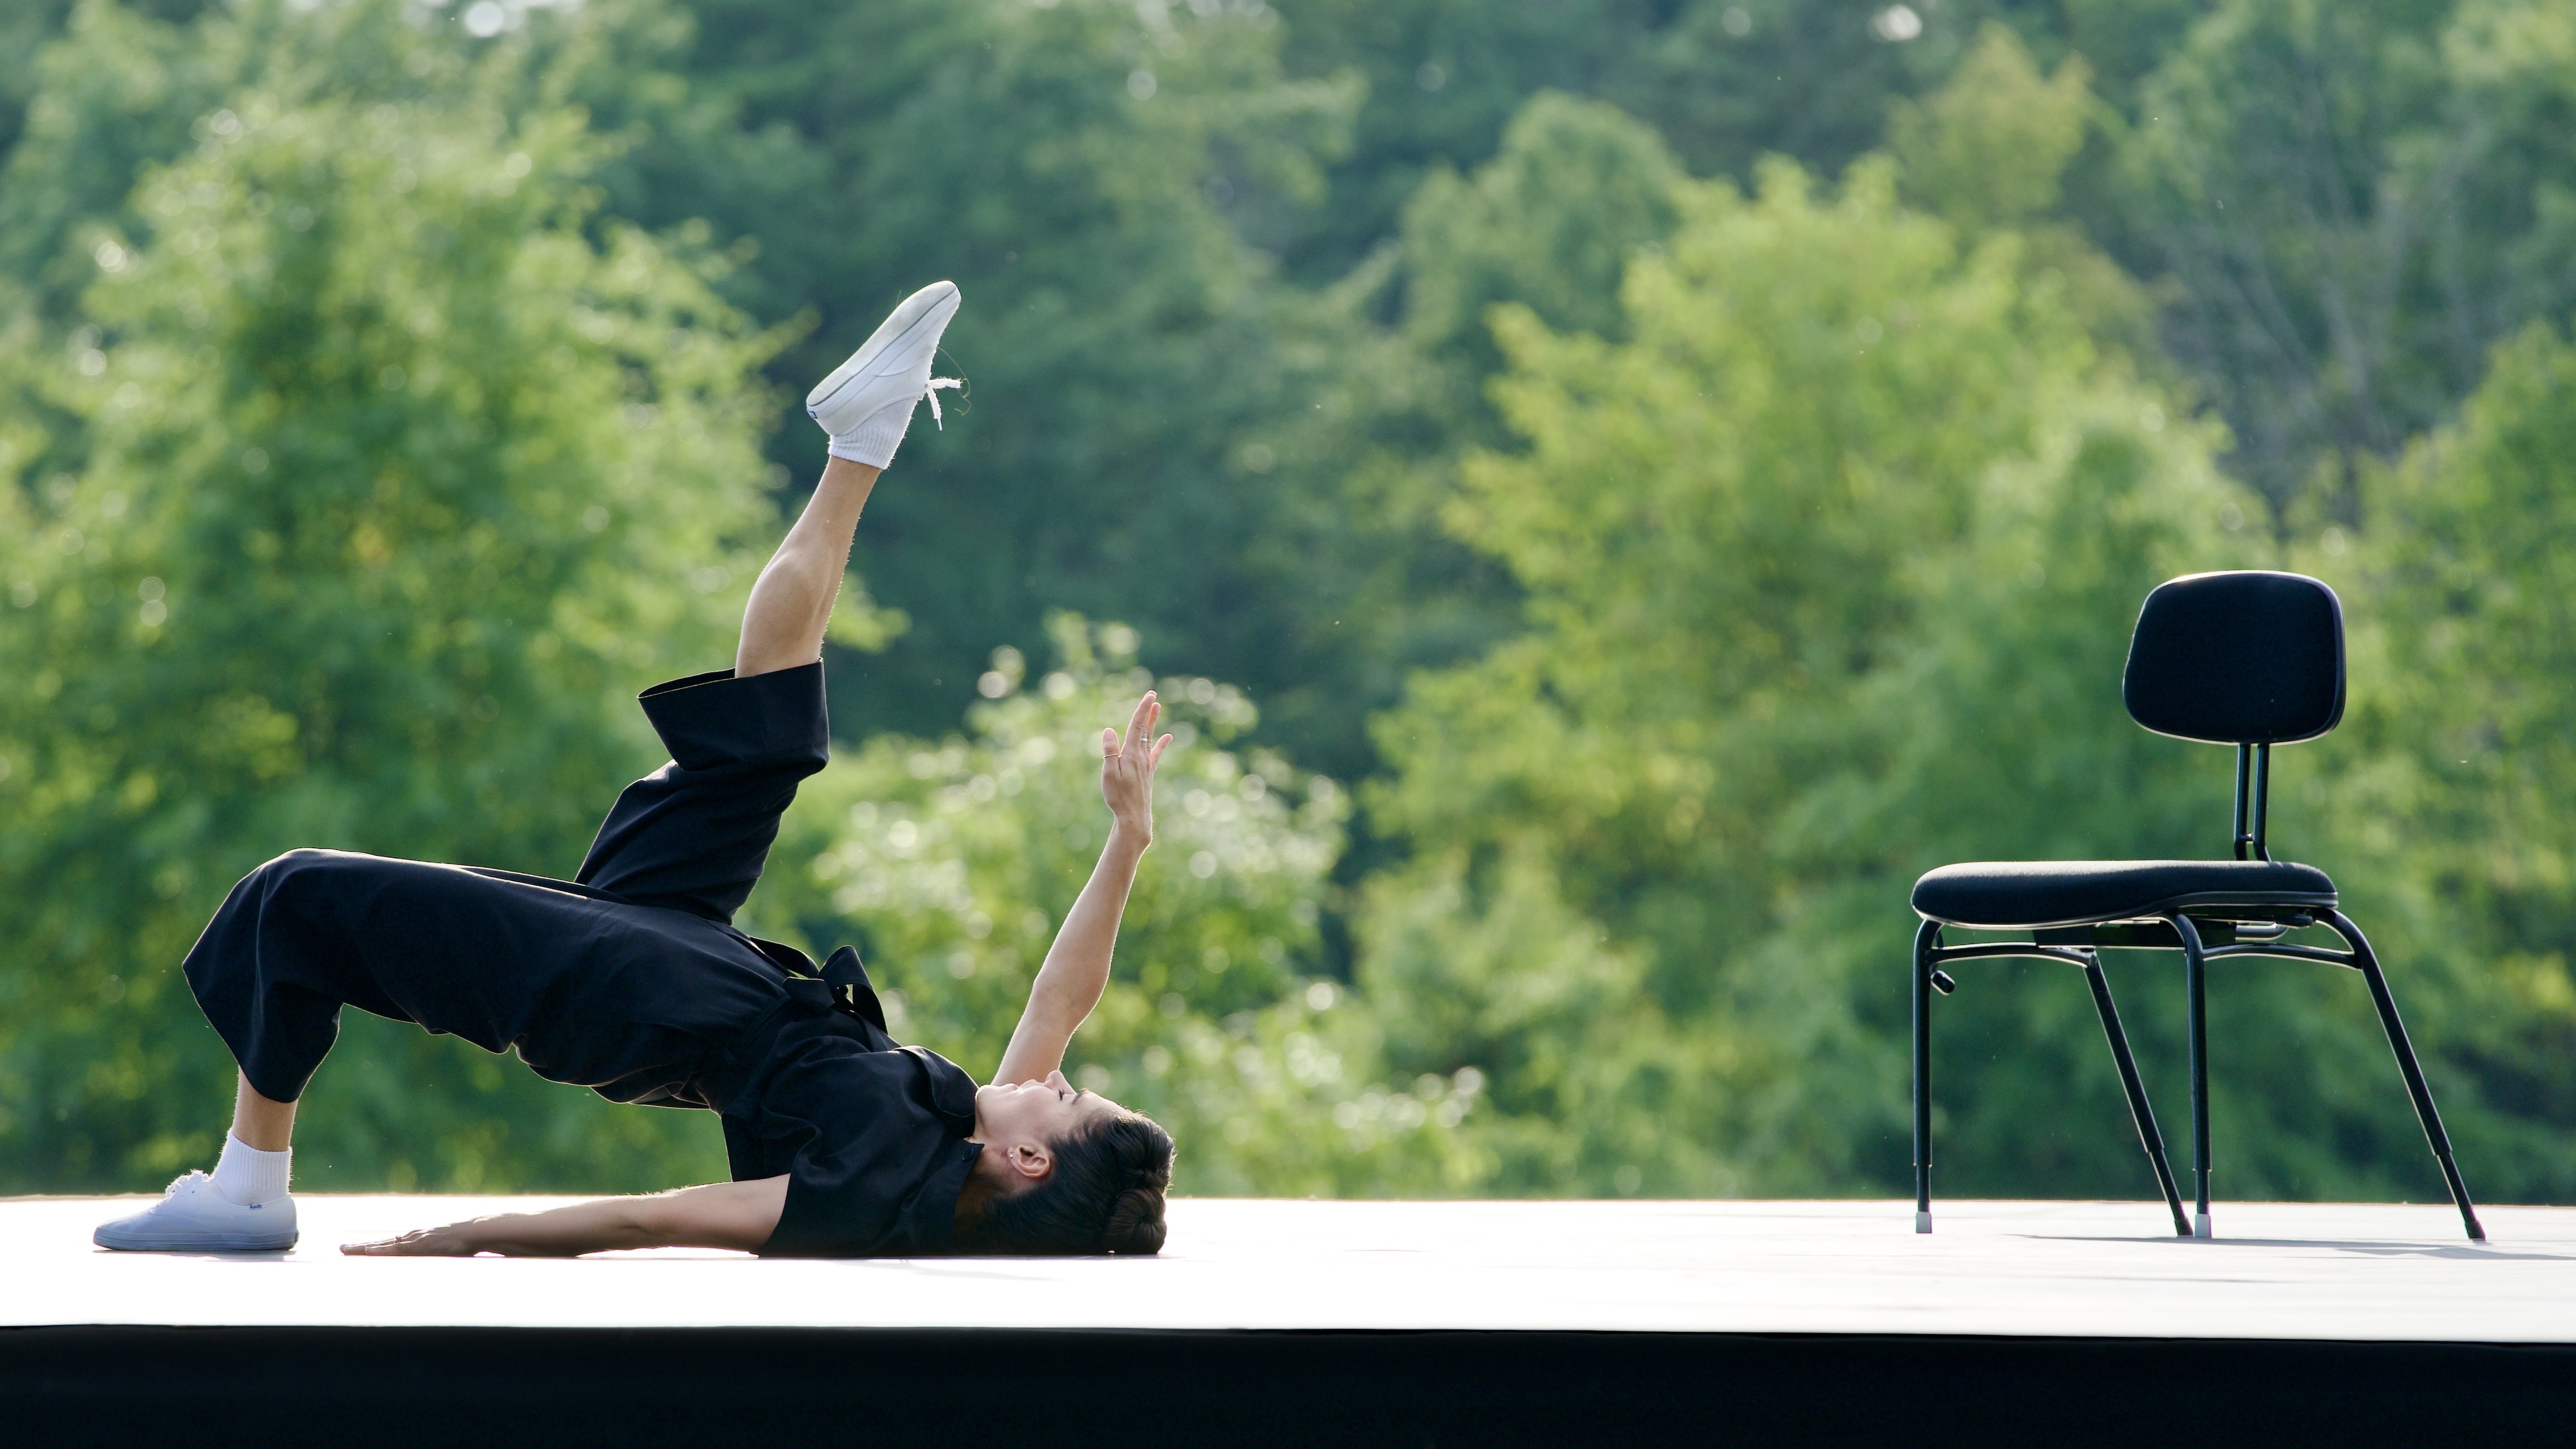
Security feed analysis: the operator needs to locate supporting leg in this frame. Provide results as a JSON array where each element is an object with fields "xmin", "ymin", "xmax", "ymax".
[
  {"xmin": 1912, "ymin": 918, "xmax": 1940, "ymax": 1234},
  {"xmin": 230, "ymin": 1071, "xmax": 297, "ymax": 1152},
  {"xmin": 2080, "ymin": 953, "xmax": 2191, "ymax": 1237},
  {"xmin": 2326, "ymin": 910, "xmax": 2486, "ymax": 1242},
  {"xmin": 2172, "ymin": 915, "xmax": 2213, "ymax": 1238}
]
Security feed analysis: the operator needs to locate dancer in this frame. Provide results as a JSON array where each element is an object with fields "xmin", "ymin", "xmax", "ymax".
[{"xmin": 93, "ymin": 281, "xmax": 1176, "ymax": 1258}]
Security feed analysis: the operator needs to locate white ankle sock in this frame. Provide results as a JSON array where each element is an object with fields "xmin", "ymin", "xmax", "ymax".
[
  {"xmin": 828, "ymin": 396, "xmax": 916, "ymax": 469},
  {"xmin": 210, "ymin": 1132, "xmax": 291, "ymax": 1206},
  {"xmin": 825, "ymin": 378, "xmax": 960, "ymax": 469}
]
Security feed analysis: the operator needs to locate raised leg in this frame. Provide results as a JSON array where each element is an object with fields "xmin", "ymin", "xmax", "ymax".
[
  {"xmin": 2080, "ymin": 953, "xmax": 2191, "ymax": 1237},
  {"xmin": 1912, "ymin": 918, "xmax": 1940, "ymax": 1234},
  {"xmin": 2172, "ymin": 915, "xmax": 2213, "ymax": 1238},
  {"xmin": 736, "ymin": 455, "xmax": 883, "ymax": 679},
  {"xmin": 2326, "ymin": 910, "xmax": 2485, "ymax": 1242}
]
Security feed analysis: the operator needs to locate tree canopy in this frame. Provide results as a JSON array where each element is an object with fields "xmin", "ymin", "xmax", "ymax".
[{"xmin": 5, "ymin": 0, "xmax": 2574, "ymax": 1203}]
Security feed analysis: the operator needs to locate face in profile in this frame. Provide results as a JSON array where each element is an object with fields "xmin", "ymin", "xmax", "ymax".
[
  {"xmin": 973, "ymin": 1070, "xmax": 1128, "ymax": 1182},
  {"xmin": 964, "ymin": 1069, "xmax": 1175, "ymax": 1255}
]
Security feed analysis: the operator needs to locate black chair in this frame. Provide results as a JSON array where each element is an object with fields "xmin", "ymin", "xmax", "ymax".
[{"xmin": 1907, "ymin": 570, "xmax": 2483, "ymax": 1241}]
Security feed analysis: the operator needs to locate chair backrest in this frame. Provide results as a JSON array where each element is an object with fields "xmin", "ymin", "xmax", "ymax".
[{"xmin": 2122, "ymin": 571, "xmax": 2345, "ymax": 746}]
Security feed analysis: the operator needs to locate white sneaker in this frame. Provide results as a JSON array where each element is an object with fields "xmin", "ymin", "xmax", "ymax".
[
  {"xmin": 93, "ymin": 1170, "xmax": 298, "ymax": 1252},
  {"xmin": 805, "ymin": 280, "xmax": 963, "ymax": 437}
]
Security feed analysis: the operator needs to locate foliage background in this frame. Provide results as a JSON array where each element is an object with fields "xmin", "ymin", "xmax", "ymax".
[{"xmin": 2, "ymin": 0, "xmax": 2571, "ymax": 1203}]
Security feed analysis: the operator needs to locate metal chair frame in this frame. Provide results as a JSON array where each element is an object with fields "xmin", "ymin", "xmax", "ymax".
[{"xmin": 1911, "ymin": 624, "xmax": 2486, "ymax": 1242}]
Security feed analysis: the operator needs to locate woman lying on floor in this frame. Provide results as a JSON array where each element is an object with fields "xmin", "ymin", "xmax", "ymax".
[{"xmin": 95, "ymin": 281, "xmax": 1176, "ymax": 1259}]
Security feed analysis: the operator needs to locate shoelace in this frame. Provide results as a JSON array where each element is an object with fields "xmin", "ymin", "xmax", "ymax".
[{"xmin": 925, "ymin": 377, "xmax": 962, "ymax": 428}]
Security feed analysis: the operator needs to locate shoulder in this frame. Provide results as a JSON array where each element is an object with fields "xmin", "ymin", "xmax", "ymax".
[
  {"xmin": 895, "ymin": 1044, "xmax": 981, "ymax": 1130},
  {"xmin": 756, "ymin": 1023, "xmax": 979, "ymax": 1138}
]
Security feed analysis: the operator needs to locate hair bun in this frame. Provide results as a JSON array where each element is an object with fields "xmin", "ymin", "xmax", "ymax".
[
  {"xmin": 968, "ymin": 1109, "xmax": 1174, "ymax": 1256},
  {"xmin": 1101, "ymin": 1185, "xmax": 1167, "ymax": 1255}
]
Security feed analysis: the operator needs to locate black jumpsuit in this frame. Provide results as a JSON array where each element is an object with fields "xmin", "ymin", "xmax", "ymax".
[{"xmin": 180, "ymin": 663, "xmax": 983, "ymax": 1257}]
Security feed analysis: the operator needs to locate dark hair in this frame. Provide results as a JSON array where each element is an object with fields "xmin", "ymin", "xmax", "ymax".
[{"xmin": 967, "ymin": 1109, "xmax": 1174, "ymax": 1255}]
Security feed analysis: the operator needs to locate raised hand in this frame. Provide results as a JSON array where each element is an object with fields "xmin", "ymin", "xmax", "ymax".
[
  {"xmin": 1100, "ymin": 692, "xmax": 1172, "ymax": 847},
  {"xmin": 992, "ymin": 693, "xmax": 1172, "ymax": 1085}
]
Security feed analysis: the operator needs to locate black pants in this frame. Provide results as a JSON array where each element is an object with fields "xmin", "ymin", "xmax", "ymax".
[{"xmin": 181, "ymin": 665, "xmax": 831, "ymax": 1106}]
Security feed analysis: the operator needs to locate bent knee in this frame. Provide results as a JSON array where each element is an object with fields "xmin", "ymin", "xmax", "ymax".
[
  {"xmin": 246, "ymin": 847, "xmax": 376, "ymax": 900},
  {"xmin": 257, "ymin": 846, "xmax": 348, "ymax": 878}
]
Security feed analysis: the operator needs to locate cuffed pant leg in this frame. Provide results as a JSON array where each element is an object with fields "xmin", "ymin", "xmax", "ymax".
[{"xmin": 182, "ymin": 850, "xmax": 419, "ymax": 1104}]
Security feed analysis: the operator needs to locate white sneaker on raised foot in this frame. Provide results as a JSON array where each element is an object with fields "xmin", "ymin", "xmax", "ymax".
[
  {"xmin": 806, "ymin": 280, "xmax": 963, "ymax": 465},
  {"xmin": 93, "ymin": 1170, "xmax": 298, "ymax": 1252}
]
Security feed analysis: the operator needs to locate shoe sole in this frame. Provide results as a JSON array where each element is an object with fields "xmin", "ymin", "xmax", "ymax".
[
  {"xmin": 805, "ymin": 281, "xmax": 960, "ymax": 424},
  {"xmin": 94, "ymin": 1226, "xmax": 298, "ymax": 1252}
]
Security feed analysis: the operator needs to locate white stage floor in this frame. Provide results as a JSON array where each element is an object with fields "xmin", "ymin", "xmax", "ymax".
[{"xmin": 9, "ymin": 1196, "xmax": 2569, "ymax": 1342}]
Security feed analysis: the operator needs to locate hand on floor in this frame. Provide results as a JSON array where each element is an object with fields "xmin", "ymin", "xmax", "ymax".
[{"xmin": 343, "ymin": 1220, "xmax": 485, "ymax": 1256}]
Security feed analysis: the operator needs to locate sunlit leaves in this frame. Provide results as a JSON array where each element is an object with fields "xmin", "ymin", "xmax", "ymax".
[
  {"xmin": 0, "ymin": 35, "xmax": 777, "ymax": 1191},
  {"xmin": 1359, "ymin": 133, "xmax": 2250, "ymax": 1199},
  {"xmin": 747, "ymin": 617, "xmax": 1482, "ymax": 1194}
]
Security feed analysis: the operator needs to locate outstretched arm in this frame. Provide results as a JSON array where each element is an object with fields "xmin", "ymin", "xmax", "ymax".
[
  {"xmin": 735, "ymin": 456, "xmax": 881, "ymax": 679},
  {"xmin": 340, "ymin": 1176, "xmax": 788, "ymax": 1257},
  {"xmin": 993, "ymin": 692, "xmax": 1170, "ymax": 1086}
]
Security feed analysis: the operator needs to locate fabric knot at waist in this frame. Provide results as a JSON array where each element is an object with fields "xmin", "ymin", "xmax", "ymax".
[{"xmin": 693, "ymin": 976, "xmax": 835, "ymax": 1114}]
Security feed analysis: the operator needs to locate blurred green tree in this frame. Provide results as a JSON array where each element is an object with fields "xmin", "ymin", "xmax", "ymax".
[
  {"xmin": 745, "ymin": 617, "xmax": 1485, "ymax": 1196},
  {"xmin": 1235, "ymin": 92, "xmax": 1694, "ymax": 783},
  {"xmin": 0, "ymin": 65, "xmax": 787, "ymax": 1190},
  {"xmin": 1889, "ymin": 22, "xmax": 2093, "ymax": 233},
  {"xmin": 2109, "ymin": 0, "xmax": 2576, "ymax": 514},
  {"xmin": 1351, "ymin": 120, "xmax": 2290, "ymax": 1196},
  {"xmin": 1273, "ymin": 0, "xmax": 1989, "ymax": 279},
  {"xmin": 3, "ymin": 0, "xmax": 2571, "ymax": 1210},
  {"xmin": 579, "ymin": 0, "xmax": 1369, "ymax": 752},
  {"xmin": 1348, "ymin": 24, "xmax": 2576, "ymax": 1198},
  {"xmin": 2298, "ymin": 321, "xmax": 2576, "ymax": 1200}
]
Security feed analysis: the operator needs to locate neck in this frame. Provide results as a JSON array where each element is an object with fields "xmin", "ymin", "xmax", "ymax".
[{"xmin": 953, "ymin": 1153, "xmax": 1003, "ymax": 1235}]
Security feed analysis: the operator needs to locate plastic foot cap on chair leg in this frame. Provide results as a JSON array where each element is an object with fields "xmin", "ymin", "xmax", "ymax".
[
  {"xmin": 1916, "ymin": 1211, "xmax": 1933, "ymax": 1234},
  {"xmin": 2194, "ymin": 1211, "xmax": 2212, "ymax": 1239}
]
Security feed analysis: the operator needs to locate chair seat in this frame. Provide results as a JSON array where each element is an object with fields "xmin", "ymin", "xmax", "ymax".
[{"xmin": 1911, "ymin": 859, "xmax": 2336, "ymax": 930}]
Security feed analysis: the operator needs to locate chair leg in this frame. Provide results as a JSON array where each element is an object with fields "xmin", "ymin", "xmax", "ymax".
[
  {"xmin": 2080, "ymin": 953, "xmax": 2191, "ymax": 1237},
  {"xmin": 2172, "ymin": 915, "xmax": 2213, "ymax": 1238},
  {"xmin": 2325, "ymin": 909, "xmax": 2486, "ymax": 1242},
  {"xmin": 1913, "ymin": 918, "xmax": 1940, "ymax": 1234}
]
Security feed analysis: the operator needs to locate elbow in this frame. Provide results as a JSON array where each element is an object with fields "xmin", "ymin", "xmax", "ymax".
[{"xmin": 621, "ymin": 1200, "xmax": 685, "ymax": 1250}]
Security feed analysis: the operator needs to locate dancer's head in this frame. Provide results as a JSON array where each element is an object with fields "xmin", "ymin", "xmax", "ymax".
[{"xmin": 961, "ymin": 1071, "xmax": 1174, "ymax": 1255}]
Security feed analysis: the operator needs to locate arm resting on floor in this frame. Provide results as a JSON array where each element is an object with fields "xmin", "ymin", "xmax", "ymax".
[{"xmin": 340, "ymin": 1176, "xmax": 789, "ymax": 1257}]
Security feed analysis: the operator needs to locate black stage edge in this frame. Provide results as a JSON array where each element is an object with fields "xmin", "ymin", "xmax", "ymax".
[{"xmin": 7, "ymin": 1327, "xmax": 2574, "ymax": 1448}]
